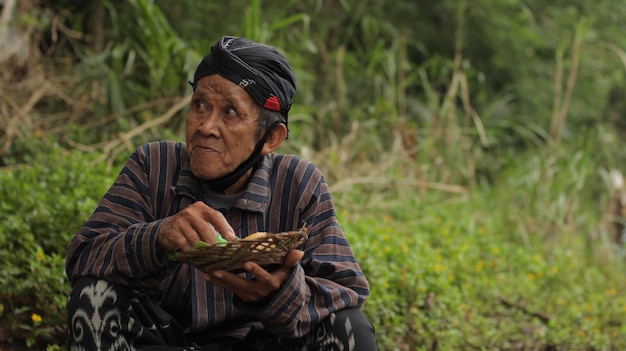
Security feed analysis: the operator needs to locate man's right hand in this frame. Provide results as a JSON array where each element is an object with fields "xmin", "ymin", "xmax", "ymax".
[{"xmin": 157, "ymin": 201, "xmax": 236, "ymax": 252}]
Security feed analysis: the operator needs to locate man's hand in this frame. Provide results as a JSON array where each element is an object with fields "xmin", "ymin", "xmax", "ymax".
[
  {"xmin": 203, "ymin": 249, "xmax": 304, "ymax": 303},
  {"xmin": 157, "ymin": 201, "xmax": 236, "ymax": 252}
]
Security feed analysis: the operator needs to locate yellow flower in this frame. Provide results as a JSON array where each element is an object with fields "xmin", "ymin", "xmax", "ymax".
[
  {"xmin": 36, "ymin": 249, "xmax": 45, "ymax": 262},
  {"xmin": 537, "ymin": 271, "xmax": 544, "ymax": 278},
  {"xmin": 34, "ymin": 130, "xmax": 42, "ymax": 139},
  {"xmin": 551, "ymin": 266, "xmax": 559, "ymax": 274},
  {"xmin": 527, "ymin": 272, "xmax": 536, "ymax": 280},
  {"xmin": 476, "ymin": 260, "xmax": 484, "ymax": 273},
  {"xmin": 31, "ymin": 313, "xmax": 42, "ymax": 323}
]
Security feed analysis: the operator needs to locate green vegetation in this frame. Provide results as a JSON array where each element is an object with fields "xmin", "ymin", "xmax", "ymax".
[
  {"xmin": 341, "ymin": 136, "xmax": 626, "ymax": 349},
  {"xmin": 0, "ymin": 145, "xmax": 113, "ymax": 348},
  {"xmin": 1, "ymin": 0, "xmax": 626, "ymax": 349}
]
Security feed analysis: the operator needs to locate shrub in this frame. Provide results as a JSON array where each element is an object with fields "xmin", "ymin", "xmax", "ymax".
[
  {"xmin": 338, "ymin": 140, "xmax": 626, "ymax": 350},
  {"xmin": 0, "ymin": 141, "xmax": 114, "ymax": 348}
]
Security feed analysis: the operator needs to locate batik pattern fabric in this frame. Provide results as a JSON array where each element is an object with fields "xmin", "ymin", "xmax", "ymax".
[
  {"xmin": 68, "ymin": 277, "xmax": 186, "ymax": 351},
  {"xmin": 269, "ymin": 312, "xmax": 356, "ymax": 351},
  {"xmin": 68, "ymin": 277, "xmax": 372, "ymax": 351},
  {"xmin": 69, "ymin": 279, "xmax": 138, "ymax": 351}
]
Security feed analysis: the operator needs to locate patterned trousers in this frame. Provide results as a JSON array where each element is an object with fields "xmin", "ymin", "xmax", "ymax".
[{"xmin": 67, "ymin": 277, "xmax": 377, "ymax": 351}]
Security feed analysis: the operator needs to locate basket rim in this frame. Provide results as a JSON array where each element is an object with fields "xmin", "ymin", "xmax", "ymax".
[{"xmin": 175, "ymin": 228, "xmax": 308, "ymax": 273}]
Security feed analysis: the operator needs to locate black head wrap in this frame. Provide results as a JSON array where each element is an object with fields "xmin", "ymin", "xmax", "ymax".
[
  {"xmin": 192, "ymin": 35, "xmax": 296, "ymax": 128},
  {"xmin": 190, "ymin": 36, "xmax": 296, "ymax": 192}
]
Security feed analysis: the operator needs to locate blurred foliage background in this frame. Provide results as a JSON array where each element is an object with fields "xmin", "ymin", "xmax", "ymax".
[{"xmin": 1, "ymin": 0, "xmax": 626, "ymax": 349}]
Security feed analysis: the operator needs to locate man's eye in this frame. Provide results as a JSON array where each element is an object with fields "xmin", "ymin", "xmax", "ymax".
[
  {"xmin": 193, "ymin": 100, "xmax": 207, "ymax": 112},
  {"xmin": 225, "ymin": 108, "xmax": 237, "ymax": 118}
]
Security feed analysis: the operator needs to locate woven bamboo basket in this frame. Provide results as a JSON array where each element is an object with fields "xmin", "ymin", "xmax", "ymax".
[{"xmin": 176, "ymin": 228, "xmax": 309, "ymax": 274}]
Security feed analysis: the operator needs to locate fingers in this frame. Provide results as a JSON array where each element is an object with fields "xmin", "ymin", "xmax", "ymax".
[
  {"xmin": 202, "ymin": 251, "xmax": 304, "ymax": 303},
  {"xmin": 157, "ymin": 201, "xmax": 235, "ymax": 252},
  {"xmin": 204, "ymin": 265, "xmax": 285, "ymax": 303},
  {"xmin": 182, "ymin": 202, "xmax": 230, "ymax": 244},
  {"xmin": 199, "ymin": 208, "xmax": 237, "ymax": 241},
  {"xmin": 158, "ymin": 212, "xmax": 203, "ymax": 251},
  {"xmin": 190, "ymin": 216, "xmax": 221, "ymax": 244}
]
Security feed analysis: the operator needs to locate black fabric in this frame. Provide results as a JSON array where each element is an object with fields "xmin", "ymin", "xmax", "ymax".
[
  {"xmin": 67, "ymin": 277, "xmax": 189, "ymax": 350},
  {"xmin": 192, "ymin": 35, "xmax": 296, "ymax": 126},
  {"xmin": 67, "ymin": 277, "xmax": 377, "ymax": 351}
]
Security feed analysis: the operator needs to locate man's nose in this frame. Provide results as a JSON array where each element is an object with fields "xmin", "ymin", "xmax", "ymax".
[{"xmin": 197, "ymin": 112, "xmax": 221, "ymax": 135}]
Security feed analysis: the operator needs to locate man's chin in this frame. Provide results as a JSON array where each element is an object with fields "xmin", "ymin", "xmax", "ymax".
[{"xmin": 190, "ymin": 167, "xmax": 226, "ymax": 181}]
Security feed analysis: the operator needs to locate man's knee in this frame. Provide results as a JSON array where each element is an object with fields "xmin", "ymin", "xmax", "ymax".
[
  {"xmin": 333, "ymin": 308, "xmax": 375, "ymax": 333},
  {"xmin": 67, "ymin": 277, "xmax": 140, "ymax": 348},
  {"xmin": 67, "ymin": 277, "xmax": 187, "ymax": 350},
  {"xmin": 324, "ymin": 308, "xmax": 377, "ymax": 351},
  {"xmin": 67, "ymin": 277, "xmax": 127, "ymax": 316}
]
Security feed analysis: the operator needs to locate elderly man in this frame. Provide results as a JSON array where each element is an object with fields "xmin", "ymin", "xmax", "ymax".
[{"xmin": 66, "ymin": 36, "xmax": 376, "ymax": 350}]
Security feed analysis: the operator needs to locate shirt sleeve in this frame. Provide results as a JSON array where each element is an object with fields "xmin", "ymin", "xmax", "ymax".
[
  {"xmin": 65, "ymin": 142, "xmax": 176, "ymax": 290},
  {"xmin": 238, "ymin": 166, "xmax": 370, "ymax": 338}
]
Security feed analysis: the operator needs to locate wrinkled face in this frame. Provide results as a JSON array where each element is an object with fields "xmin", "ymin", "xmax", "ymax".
[{"xmin": 186, "ymin": 74, "xmax": 261, "ymax": 180}]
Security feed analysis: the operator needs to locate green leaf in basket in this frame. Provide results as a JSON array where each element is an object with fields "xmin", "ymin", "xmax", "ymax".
[
  {"xmin": 192, "ymin": 234, "xmax": 228, "ymax": 248},
  {"xmin": 192, "ymin": 241, "xmax": 211, "ymax": 249}
]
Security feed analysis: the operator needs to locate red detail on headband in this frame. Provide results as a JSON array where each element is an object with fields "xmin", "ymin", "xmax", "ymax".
[{"xmin": 263, "ymin": 96, "xmax": 280, "ymax": 111}]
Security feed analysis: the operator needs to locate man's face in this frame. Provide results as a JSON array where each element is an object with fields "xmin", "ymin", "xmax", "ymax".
[{"xmin": 186, "ymin": 74, "xmax": 261, "ymax": 181}]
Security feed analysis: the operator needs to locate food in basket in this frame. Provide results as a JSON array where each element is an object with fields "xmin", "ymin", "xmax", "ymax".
[{"xmin": 176, "ymin": 228, "xmax": 308, "ymax": 274}]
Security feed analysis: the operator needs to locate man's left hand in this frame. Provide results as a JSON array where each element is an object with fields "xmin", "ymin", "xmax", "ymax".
[{"xmin": 203, "ymin": 249, "xmax": 304, "ymax": 303}]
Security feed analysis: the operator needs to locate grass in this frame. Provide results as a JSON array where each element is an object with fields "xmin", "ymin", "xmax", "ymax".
[
  {"xmin": 310, "ymin": 126, "xmax": 626, "ymax": 350},
  {"xmin": 341, "ymin": 193, "xmax": 626, "ymax": 349}
]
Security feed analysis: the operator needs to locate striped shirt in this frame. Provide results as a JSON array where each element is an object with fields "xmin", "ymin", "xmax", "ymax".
[{"xmin": 66, "ymin": 141, "xmax": 369, "ymax": 339}]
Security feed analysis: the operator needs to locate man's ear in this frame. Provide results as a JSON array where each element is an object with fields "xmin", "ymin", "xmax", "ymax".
[{"xmin": 261, "ymin": 123, "xmax": 287, "ymax": 155}]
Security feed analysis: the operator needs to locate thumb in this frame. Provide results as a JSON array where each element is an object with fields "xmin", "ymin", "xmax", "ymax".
[{"xmin": 283, "ymin": 249, "xmax": 304, "ymax": 268}]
